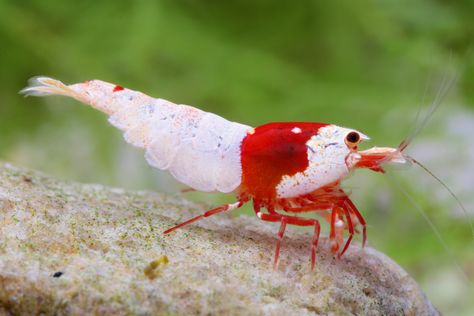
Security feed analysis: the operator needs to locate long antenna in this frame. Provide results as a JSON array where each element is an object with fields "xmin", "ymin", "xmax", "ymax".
[
  {"xmin": 408, "ymin": 156, "xmax": 474, "ymax": 242},
  {"xmin": 386, "ymin": 173, "xmax": 472, "ymax": 285},
  {"xmin": 399, "ymin": 70, "xmax": 458, "ymax": 151},
  {"xmin": 401, "ymin": 72, "xmax": 434, "ymax": 151}
]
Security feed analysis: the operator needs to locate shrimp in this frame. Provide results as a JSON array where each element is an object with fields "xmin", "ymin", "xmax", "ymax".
[{"xmin": 21, "ymin": 76, "xmax": 411, "ymax": 270}]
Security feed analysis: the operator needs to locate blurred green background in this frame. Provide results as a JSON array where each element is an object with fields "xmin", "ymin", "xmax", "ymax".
[{"xmin": 1, "ymin": 0, "xmax": 473, "ymax": 314}]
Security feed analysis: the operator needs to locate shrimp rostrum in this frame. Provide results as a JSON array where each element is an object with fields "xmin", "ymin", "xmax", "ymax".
[{"xmin": 21, "ymin": 77, "xmax": 410, "ymax": 269}]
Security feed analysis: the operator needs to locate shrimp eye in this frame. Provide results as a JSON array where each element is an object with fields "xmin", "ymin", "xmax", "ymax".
[{"xmin": 345, "ymin": 132, "xmax": 360, "ymax": 144}]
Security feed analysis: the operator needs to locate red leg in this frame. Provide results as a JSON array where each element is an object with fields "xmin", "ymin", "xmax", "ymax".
[
  {"xmin": 274, "ymin": 217, "xmax": 288, "ymax": 268},
  {"xmin": 344, "ymin": 198, "xmax": 367, "ymax": 248},
  {"xmin": 282, "ymin": 202, "xmax": 333, "ymax": 213},
  {"xmin": 338, "ymin": 204, "xmax": 354, "ymax": 258},
  {"xmin": 329, "ymin": 208, "xmax": 339, "ymax": 254},
  {"xmin": 311, "ymin": 220, "xmax": 321, "ymax": 270},
  {"xmin": 254, "ymin": 209, "xmax": 321, "ymax": 270},
  {"xmin": 335, "ymin": 188, "xmax": 367, "ymax": 248},
  {"xmin": 163, "ymin": 200, "xmax": 244, "ymax": 234}
]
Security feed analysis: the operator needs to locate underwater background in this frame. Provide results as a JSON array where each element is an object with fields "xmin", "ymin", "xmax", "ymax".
[{"xmin": 1, "ymin": 1, "xmax": 473, "ymax": 314}]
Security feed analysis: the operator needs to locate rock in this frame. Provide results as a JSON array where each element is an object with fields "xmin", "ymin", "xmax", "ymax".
[{"xmin": 0, "ymin": 162, "xmax": 438, "ymax": 315}]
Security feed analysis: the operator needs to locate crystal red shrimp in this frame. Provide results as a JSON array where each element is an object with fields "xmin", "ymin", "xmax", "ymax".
[{"xmin": 21, "ymin": 76, "xmax": 409, "ymax": 270}]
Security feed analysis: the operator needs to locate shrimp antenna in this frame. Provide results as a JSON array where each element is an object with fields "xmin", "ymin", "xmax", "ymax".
[
  {"xmin": 407, "ymin": 156, "xmax": 474, "ymax": 242},
  {"xmin": 399, "ymin": 73, "xmax": 457, "ymax": 151},
  {"xmin": 386, "ymin": 172, "xmax": 472, "ymax": 285},
  {"xmin": 399, "ymin": 54, "xmax": 458, "ymax": 151},
  {"xmin": 400, "ymin": 72, "xmax": 432, "ymax": 151}
]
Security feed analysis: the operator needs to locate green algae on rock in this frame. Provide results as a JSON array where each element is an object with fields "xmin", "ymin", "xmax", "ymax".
[{"xmin": 0, "ymin": 162, "xmax": 438, "ymax": 315}]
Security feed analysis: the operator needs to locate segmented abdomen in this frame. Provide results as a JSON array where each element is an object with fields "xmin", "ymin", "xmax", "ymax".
[
  {"xmin": 21, "ymin": 78, "xmax": 251, "ymax": 193},
  {"xmin": 101, "ymin": 85, "xmax": 251, "ymax": 193}
]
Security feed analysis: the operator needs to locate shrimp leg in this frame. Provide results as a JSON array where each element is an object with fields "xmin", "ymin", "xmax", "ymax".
[
  {"xmin": 331, "ymin": 189, "xmax": 367, "ymax": 249},
  {"xmin": 338, "ymin": 204, "xmax": 355, "ymax": 258},
  {"xmin": 163, "ymin": 200, "xmax": 244, "ymax": 234},
  {"xmin": 344, "ymin": 197, "xmax": 367, "ymax": 248},
  {"xmin": 253, "ymin": 205, "xmax": 321, "ymax": 270}
]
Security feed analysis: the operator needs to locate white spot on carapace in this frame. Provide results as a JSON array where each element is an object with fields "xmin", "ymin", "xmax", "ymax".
[
  {"xmin": 291, "ymin": 127, "xmax": 302, "ymax": 134},
  {"xmin": 335, "ymin": 219, "xmax": 344, "ymax": 228}
]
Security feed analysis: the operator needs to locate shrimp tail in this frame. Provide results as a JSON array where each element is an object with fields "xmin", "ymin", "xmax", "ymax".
[
  {"xmin": 20, "ymin": 76, "xmax": 80, "ymax": 99},
  {"xmin": 20, "ymin": 76, "xmax": 127, "ymax": 115}
]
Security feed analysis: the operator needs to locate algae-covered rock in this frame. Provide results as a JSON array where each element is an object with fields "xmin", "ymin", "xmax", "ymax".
[{"xmin": 0, "ymin": 162, "xmax": 438, "ymax": 315}]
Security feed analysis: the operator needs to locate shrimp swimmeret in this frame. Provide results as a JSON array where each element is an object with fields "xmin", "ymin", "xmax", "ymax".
[{"xmin": 22, "ymin": 76, "xmax": 421, "ymax": 270}]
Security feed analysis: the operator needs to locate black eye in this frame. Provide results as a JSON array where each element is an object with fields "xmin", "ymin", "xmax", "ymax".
[{"xmin": 346, "ymin": 132, "xmax": 360, "ymax": 144}]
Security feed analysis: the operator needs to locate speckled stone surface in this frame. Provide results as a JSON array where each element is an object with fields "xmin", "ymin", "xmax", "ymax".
[{"xmin": 0, "ymin": 162, "xmax": 438, "ymax": 315}]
